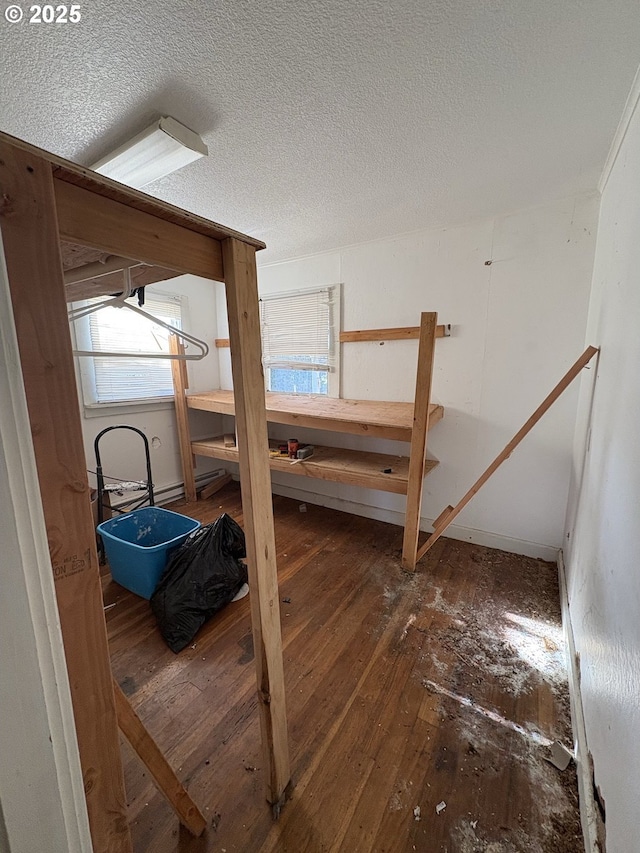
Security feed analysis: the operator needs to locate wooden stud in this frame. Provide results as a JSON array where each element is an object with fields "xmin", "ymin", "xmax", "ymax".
[
  {"xmin": 0, "ymin": 141, "xmax": 131, "ymax": 851},
  {"xmin": 340, "ymin": 324, "xmax": 450, "ymax": 343},
  {"xmin": 54, "ymin": 178, "xmax": 224, "ymax": 281},
  {"xmin": 215, "ymin": 337, "xmax": 231, "ymax": 347},
  {"xmin": 222, "ymin": 237, "xmax": 291, "ymax": 807},
  {"xmin": 169, "ymin": 335, "xmax": 197, "ymax": 503},
  {"xmin": 416, "ymin": 345, "xmax": 600, "ymax": 561},
  {"xmin": 401, "ymin": 312, "xmax": 438, "ymax": 571},
  {"xmin": 112, "ymin": 680, "xmax": 207, "ymax": 837}
]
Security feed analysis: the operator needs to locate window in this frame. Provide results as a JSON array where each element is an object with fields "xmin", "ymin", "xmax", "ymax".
[
  {"xmin": 74, "ymin": 292, "xmax": 185, "ymax": 406},
  {"xmin": 260, "ymin": 285, "xmax": 340, "ymax": 396}
]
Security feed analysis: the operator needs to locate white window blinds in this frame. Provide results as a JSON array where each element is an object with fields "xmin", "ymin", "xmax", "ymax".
[
  {"xmin": 260, "ymin": 286, "xmax": 337, "ymax": 371},
  {"xmin": 85, "ymin": 293, "xmax": 183, "ymax": 404}
]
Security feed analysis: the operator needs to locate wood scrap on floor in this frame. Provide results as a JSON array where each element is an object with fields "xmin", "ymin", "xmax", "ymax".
[{"xmin": 199, "ymin": 472, "xmax": 233, "ymax": 501}]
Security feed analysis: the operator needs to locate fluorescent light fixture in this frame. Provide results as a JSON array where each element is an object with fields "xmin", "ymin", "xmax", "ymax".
[{"xmin": 90, "ymin": 116, "xmax": 208, "ymax": 189}]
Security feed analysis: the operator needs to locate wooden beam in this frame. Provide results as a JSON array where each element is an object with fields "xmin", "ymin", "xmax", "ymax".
[
  {"xmin": 222, "ymin": 237, "xmax": 291, "ymax": 807},
  {"xmin": 0, "ymin": 129, "xmax": 265, "ymax": 250},
  {"xmin": 219, "ymin": 326, "xmax": 451, "ymax": 346},
  {"xmin": 54, "ymin": 178, "xmax": 224, "ymax": 281},
  {"xmin": 401, "ymin": 313, "xmax": 438, "ymax": 571},
  {"xmin": 112, "ymin": 680, "xmax": 207, "ymax": 837},
  {"xmin": 340, "ymin": 324, "xmax": 450, "ymax": 343},
  {"xmin": 0, "ymin": 141, "xmax": 131, "ymax": 851},
  {"xmin": 416, "ymin": 345, "xmax": 600, "ymax": 561},
  {"xmin": 169, "ymin": 335, "xmax": 197, "ymax": 503}
]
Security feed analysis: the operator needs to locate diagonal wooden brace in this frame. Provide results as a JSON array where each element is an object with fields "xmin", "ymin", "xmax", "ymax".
[
  {"xmin": 113, "ymin": 679, "xmax": 207, "ymax": 837},
  {"xmin": 417, "ymin": 345, "xmax": 599, "ymax": 562}
]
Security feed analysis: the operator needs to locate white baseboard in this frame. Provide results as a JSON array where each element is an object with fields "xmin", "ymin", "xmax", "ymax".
[
  {"xmin": 268, "ymin": 479, "xmax": 560, "ymax": 560},
  {"xmin": 109, "ymin": 469, "xmax": 226, "ymax": 510},
  {"xmin": 558, "ymin": 550, "xmax": 599, "ymax": 853}
]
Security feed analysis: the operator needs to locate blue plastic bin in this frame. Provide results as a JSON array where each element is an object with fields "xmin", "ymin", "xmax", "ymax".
[{"xmin": 97, "ymin": 506, "xmax": 200, "ymax": 599}]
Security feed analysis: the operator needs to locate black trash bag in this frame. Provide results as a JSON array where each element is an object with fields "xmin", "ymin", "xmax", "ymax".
[{"xmin": 150, "ymin": 513, "xmax": 248, "ymax": 653}]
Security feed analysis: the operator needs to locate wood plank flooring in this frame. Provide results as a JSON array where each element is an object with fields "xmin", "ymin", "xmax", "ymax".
[{"xmin": 103, "ymin": 484, "xmax": 582, "ymax": 852}]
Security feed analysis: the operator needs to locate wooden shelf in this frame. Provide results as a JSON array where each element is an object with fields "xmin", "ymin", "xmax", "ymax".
[
  {"xmin": 174, "ymin": 313, "xmax": 443, "ymax": 572},
  {"xmin": 187, "ymin": 390, "xmax": 444, "ymax": 442},
  {"xmin": 191, "ymin": 436, "xmax": 438, "ymax": 495}
]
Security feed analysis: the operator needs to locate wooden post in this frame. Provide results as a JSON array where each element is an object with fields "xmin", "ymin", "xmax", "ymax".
[
  {"xmin": 0, "ymin": 143, "xmax": 131, "ymax": 850},
  {"xmin": 222, "ymin": 237, "xmax": 291, "ymax": 807},
  {"xmin": 416, "ymin": 345, "xmax": 600, "ymax": 561},
  {"xmin": 113, "ymin": 680, "xmax": 207, "ymax": 837},
  {"xmin": 401, "ymin": 312, "xmax": 438, "ymax": 571},
  {"xmin": 169, "ymin": 334, "xmax": 197, "ymax": 502}
]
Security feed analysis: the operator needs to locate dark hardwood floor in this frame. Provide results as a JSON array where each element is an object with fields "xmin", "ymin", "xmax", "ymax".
[{"xmin": 103, "ymin": 483, "xmax": 583, "ymax": 852}]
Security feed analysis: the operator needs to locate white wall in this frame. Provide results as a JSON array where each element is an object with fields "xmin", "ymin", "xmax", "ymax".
[
  {"xmin": 216, "ymin": 194, "xmax": 598, "ymax": 558},
  {"xmin": 75, "ymin": 275, "xmax": 223, "ymax": 502},
  {"xmin": 563, "ymin": 75, "xmax": 640, "ymax": 853}
]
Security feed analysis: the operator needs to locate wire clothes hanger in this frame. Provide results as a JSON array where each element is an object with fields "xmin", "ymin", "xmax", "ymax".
[{"xmin": 68, "ymin": 268, "xmax": 209, "ymax": 361}]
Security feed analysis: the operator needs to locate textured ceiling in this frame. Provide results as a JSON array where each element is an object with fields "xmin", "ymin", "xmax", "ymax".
[{"xmin": 1, "ymin": 0, "xmax": 639, "ymax": 263}]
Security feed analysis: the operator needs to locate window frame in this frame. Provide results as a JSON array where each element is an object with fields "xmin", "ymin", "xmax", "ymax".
[
  {"xmin": 72, "ymin": 289, "xmax": 189, "ymax": 413},
  {"xmin": 260, "ymin": 283, "xmax": 341, "ymax": 398}
]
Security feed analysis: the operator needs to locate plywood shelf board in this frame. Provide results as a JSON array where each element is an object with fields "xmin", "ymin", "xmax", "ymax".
[
  {"xmin": 191, "ymin": 436, "xmax": 438, "ymax": 494},
  {"xmin": 187, "ymin": 390, "xmax": 443, "ymax": 441}
]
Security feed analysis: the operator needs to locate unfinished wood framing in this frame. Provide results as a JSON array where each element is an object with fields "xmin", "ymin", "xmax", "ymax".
[
  {"xmin": 174, "ymin": 318, "xmax": 443, "ymax": 574},
  {"xmin": 417, "ymin": 345, "xmax": 599, "ymax": 561},
  {"xmin": 0, "ymin": 139, "xmax": 131, "ymax": 852},
  {"xmin": 0, "ymin": 130, "xmax": 290, "ymax": 849},
  {"xmin": 222, "ymin": 237, "xmax": 291, "ymax": 806},
  {"xmin": 177, "ymin": 391, "xmax": 442, "ymax": 525},
  {"xmin": 401, "ymin": 312, "xmax": 438, "ymax": 570},
  {"xmin": 55, "ymin": 179, "xmax": 224, "ymax": 281}
]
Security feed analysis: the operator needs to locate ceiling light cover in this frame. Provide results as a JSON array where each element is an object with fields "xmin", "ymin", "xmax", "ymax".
[{"xmin": 90, "ymin": 116, "xmax": 208, "ymax": 189}]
